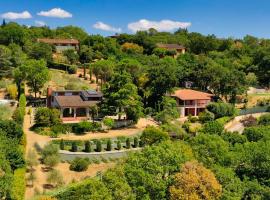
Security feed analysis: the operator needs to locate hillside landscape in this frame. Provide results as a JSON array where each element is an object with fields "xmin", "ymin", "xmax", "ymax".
[{"xmin": 1, "ymin": 1, "xmax": 270, "ymax": 200}]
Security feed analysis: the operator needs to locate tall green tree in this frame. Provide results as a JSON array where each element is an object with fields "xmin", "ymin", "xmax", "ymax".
[{"xmin": 25, "ymin": 59, "xmax": 50, "ymax": 98}]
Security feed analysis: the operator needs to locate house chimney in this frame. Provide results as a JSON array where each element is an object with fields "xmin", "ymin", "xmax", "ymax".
[{"xmin": 47, "ymin": 87, "xmax": 53, "ymax": 107}]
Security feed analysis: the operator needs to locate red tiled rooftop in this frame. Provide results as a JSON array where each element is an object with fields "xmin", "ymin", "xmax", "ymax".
[{"xmin": 170, "ymin": 89, "xmax": 213, "ymax": 100}]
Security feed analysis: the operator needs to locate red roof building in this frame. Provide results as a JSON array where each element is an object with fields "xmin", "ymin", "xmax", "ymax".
[
  {"xmin": 170, "ymin": 89, "xmax": 213, "ymax": 117},
  {"xmin": 37, "ymin": 38, "xmax": 79, "ymax": 53}
]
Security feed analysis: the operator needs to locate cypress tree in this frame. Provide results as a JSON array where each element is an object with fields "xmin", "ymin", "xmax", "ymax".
[
  {"xmin": 60, "ymin": 139, "xmax": 65, "ymax": 150},
  {"xmin": 126, "ymin": 138, "xmax": 131, "ymax": 149},
  {"xmin": 106, "ymin": 139, "xmax": 112, "ymax": 151},
  {"xmin": 134, "ymin": 137, "xmax": 139, "ymax": 148},
  {"xmin": 84, "ymin": 141, "xmax": 91, "ymax": 152},
  {"xmin": 71, "ymin": 142, "xmax": 78, "ymax": 152},
  {"xmin": 96, "ymin": 140, "xmax": 102, "ymax": 152},
  {"xmin": 117, "ymin": 140, "xmax": 122, "ymax": 150}
]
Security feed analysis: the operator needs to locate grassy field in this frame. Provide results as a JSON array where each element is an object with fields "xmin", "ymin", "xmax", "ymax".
[
  {"xmin": 44, "ymin": 69, "xmax": 92, "ymax": 91},
  {"xmin": 0, "ymin": 104, "xmax": 13, "ymax": 120}
]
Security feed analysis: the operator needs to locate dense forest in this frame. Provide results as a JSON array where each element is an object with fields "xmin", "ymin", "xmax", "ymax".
[{"xmin": 1, "ymin": 21, "xmax": 270, "ymax": 200}]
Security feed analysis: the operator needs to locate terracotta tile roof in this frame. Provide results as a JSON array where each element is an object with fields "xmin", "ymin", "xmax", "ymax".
[
  {"xmin": 37, "ymin": 38, "xmax": 79, "ymax": 44},
  {"xmin": 170, "ymin": 89, "xmax": 213, "ymax": 100},
  {"xmin": 55, "ymin": 96, "xmax": 98, "ymax": 108},
  {"xmin": 156, "ymin": 43, "xmax": 185, "ymax": 50}
]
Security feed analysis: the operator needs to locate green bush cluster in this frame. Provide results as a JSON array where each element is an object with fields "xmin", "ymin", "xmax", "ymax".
[
  {"xmin": 12, "ymin": 94, "xmax": 26, "ymax": 124},
  {"xmin": 207, "ymin": 102, "xmax": 237, "ymax": 119},
  {"xmin": 69, "ymin": 157, "xmax": 90, "ymax": 172},
  {"xmin": 48, "ymin": 61, "xmax": 78, "ymax": 74},
  {"xmin": 258, "ymin": 114, "xmax": 270, "ymax": 126},
  {"xmin": 72, "ymin": 121, "xmax": 102, "ymax": 134},
  {"xmin": 198, "ymin": 110, "xmax": 215, "ymax": 123},
  {"xmin": 201, "ymin": 121, "xmax": 224, "ymax": 135},
  {"xmin": 215, "ymin": 116, "xmax": 232, "ymax": 126},
  {"xmin": 34, "ymin": 107, "xmax": 61, "ymax": 127}
]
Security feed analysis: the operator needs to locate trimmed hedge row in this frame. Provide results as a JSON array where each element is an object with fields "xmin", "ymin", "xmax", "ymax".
[
  {"xmin": 55, "ymin": 136, "xmax": 142, "ymax": 153},
  {"xmin": 47, "ymin": 61, "xmax": 77, "ymax": 74}
]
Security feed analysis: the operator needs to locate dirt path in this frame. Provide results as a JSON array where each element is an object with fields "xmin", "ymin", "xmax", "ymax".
[
  {"xmin": 24, "ymin": 108, "xmax": 52, "ymax": 153},
  {"xmin": 225, "ymin": 113, "xmax": 267, "ymax": 134}
]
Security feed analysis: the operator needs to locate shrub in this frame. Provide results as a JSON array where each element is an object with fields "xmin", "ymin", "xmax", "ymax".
[
  {"xmin": 69, "ymin": 157, "xmax": 89, "ymax": 172},
  {"xmin": 258, "ymin": 114, "xmax": 270, "ymax": 126},
  {"xmin": 6, "ymin": 84, "xmax": 17, "ymax": 100},
  {"xmin": 207, "ymin": 102, "xmax": 237, "ymax": 118},
  {"xmin": 47, "ymin": 61, "xmax": 77, "ymax": 74},
  {"xmin": 13, "ymin": 94, "xmax": 27, "ymax": 124},
  {"xmin": 102, "ymin": 117, "xmax": 115, "ymax": 131},
  {"xmin": 161, "ymin": 122, "xmax": 188, "ymax": 140},
  {"xmin": 0, "ymin": 120, "xmax": 23, "ymax": 139},
  {"xmin": 140, "ymin": 126, "xmax": 169, "ymax": 145},
  {"xmin": 41, "ymin": 143, "xmax": 59, "ymax": 161},
  {"xmin": 51, "ymin": 124, "xmax": 71, "ymax": 135},
  {"xmin": 71, "ymin": 142, "xmax": 78, "ymax": 152},
  {"xmin": 12, "ymin": 108, "xmax": 24, "ymax": 124},
  {"xmin": 60, "ymin": 139, "xmax": 65, "ymax": 150},
  {"xmin": 106, "ymin": 139, "xmax": 112, "ymax": 151},
  {"xmin": 72, "ymin": 121, "xmax": 102, "ymax": 134},
  {"xmin": 68, "ymin": 65, "xmax": 77, "ymax": 74},
  {"xmin": 96, "ymin": 140, "xmax": 102, "ymax": 152},
  {"xmin": 240, "ymin": 115, "xmax": 257, "ymax": 127},
  {"xmin": 221, "ymin": 131, "xmax": 247, "ymax": 145},
  {"xmin": 117, "ymin": 140, "xmax": 122, "ymax": 150},
  {"xmin": 84, "ymin": 141, "xmax": 92, "ymax": 152},
  {"xmin": 201, "ymin": 121, "xmax": 224, "ymax": 135},
  {"xmin": 126, "ymin": 138, "xmax": 131, "ymax": 149},
  {"xmin": 215, "ymin": 116, "xmax": 231, "ymax": 126},
  {"xmin": 133, "ymin": 137, "xmax": 139, "ymax": 148},
  {"xmin": 188, "ymin": 116, "xmax": 198, "ymax": 123},
  {"xmin": 10, "ymin": 167, "xmax": 26, "ymax": 200},
  {"xmin": 35, "ymin": 108, "xmax": 61, "ymax": 127},
  {"xmin": 44, "ymin": 155, "xmax": 60, "ymax": 168},
  {"xmin": 243, "ymin": 126, "xmax": 270, "ymax": 142},
  {"xmin": 198, "ymin": 110, "xmax": 215, "ymax": 123},
  {"xmin": 46, "ymin": 169, "xmax": 64, "ymax": 187}
]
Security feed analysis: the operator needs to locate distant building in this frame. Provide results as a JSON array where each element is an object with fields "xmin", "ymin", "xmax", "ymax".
[
  {"xmin": 37, "ymin": 38, "xmax": 79, "ymax": 53},
  {"xmin": 170, "ymin": 89, "xmax": 213, "ymax": 117},
  {"xmin": 156, "ymin": 43, "xmax": 186, "ymax": 57},
  {"xmin": 47, "ymin": 88, "xmax": 103, "ymax": 122}
]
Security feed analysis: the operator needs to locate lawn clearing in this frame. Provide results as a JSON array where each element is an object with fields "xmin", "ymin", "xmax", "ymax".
[
  {"xmin": 45, "ymin": 69, "xmax": 92, "ymax": 91},
  {"xmin": 0, "ymin": 104, "xmax": 13, "ymax": 120}
]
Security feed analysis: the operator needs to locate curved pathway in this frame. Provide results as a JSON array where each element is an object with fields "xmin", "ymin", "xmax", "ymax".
[{"xmin": 224, "ymin": 112, "xmax": 267, "ymax": 134}]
